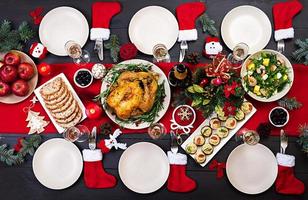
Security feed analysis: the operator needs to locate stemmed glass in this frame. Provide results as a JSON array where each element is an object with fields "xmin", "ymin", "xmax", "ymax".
[
  {"xmin": 147, "ymin": 123, "xmax": 167, "ymax": 140},
  {"xmin": 152, "ymin": 44, "xmax": 170, "ymax": 63},
  {"xmin": 239, "ymin": 128, "xmax": 260, "ymax": 145},
  {"xmin": 227, "ymin": 42, "xmax": 249, "ymax": 69},
  {"xmin": 63, "ymin": 125, "xmax": 90, "ymax": 143},
  {"xmin": 65, "ymin": 40, "xmax": 90, "ymax": 65}
]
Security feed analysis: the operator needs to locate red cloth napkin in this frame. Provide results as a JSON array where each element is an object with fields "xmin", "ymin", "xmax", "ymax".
[{"xmin": 0, "ymin": 63, "xmax": 307, "ymax": 136}]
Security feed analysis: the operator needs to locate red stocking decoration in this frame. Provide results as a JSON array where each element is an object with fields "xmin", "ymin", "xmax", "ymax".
[
  {"xmin": 275, "ymin": 153, "xmax": 305, "ymax": 195},
  {"xmin": 167, "ymin": 151, "xmax": 196, "ymax": 193},
  {"xmin": 90, "ymin": 2, "xmax": 121, "ymax": 41},
  {"xmin": 272, "ymin": 0, "xmax": 303, "ymax": 41},
  {"xmin": 176, "ymin": 2, "xmax": 206, "ymax": 41},
  {"xmin": 82, "ymin": 149, "xmax": 116, "ymax": 189}
]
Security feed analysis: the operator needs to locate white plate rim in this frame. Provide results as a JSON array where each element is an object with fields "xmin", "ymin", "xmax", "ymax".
[
  {"xmin": 32, "ymin": 138, "xmax": 83, "ymax": 190},
  {"xmin": 34, "ymin": 73, "xmax": 87, "ymax": 133},
  {"xmin": 241, "ymin": 49, "xmax": 294, "ymax": 102},
  {"xmin": 221, "ymin": 5, "xmax": 272, "ymax": 54},
  {"xmin": 118, "ymin": 142, "xmax": 170, "ymax": 194},
  {"xmin": 226, "ymin": 143, "xmax": 278, "ymax": 194},
  {"xmin": 100, "ymin": 59, "xmax": 171, "ymax": 129},
  {"xmin": 39, "ymin": 6, "xmax": 89, "ymax": 56},
  {"xmin": 128, "ymin": 5, "xmax": 179, "ymax": 55}
]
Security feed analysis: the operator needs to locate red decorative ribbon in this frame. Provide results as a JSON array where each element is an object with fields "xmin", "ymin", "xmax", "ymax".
[
  {"xmin": 209, "ymin": 159, "xmax": 226, "ymax": 179},
  {"xmin": 29, "ymin": 7, "xmax": 44, "ymax": 25},
  {"xmin": 205, "ymin": 54, "xmax": 231, "ymax": 82}
]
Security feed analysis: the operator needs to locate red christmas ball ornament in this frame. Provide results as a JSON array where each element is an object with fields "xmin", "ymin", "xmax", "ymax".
[
  {"xmin": 211, "ymin": 77, "xmax": 223, "ymax": 86},
  {"xmin": 37, "ymin": 63, "xmax": 51, "ymax": 76},
  {"xmin": 85, "ymin": 102, "xmax": 103, "ymax": 119},
  {"xmin": 119, "ymin": 43, "xmax": 138, "ymax": 60},
  {"xmin": 200, "ymin": 78, "xmax": 209, "ymax": 87}
]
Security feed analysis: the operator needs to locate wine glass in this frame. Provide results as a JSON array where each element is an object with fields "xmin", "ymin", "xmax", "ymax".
[
  {"xmin": 63, "ymin": 125, "xmax": 90, "ymax": 143},
  {"xmin": 241, "ymin": 129, "xmax": 260, "ymax": 145},
  {"xmin": 65, "ymin": 40, "xmax": 90, "ymax": 65},
  {"xmin": 147, "ymin": 123, "xmax": 167, "ymax": 140},
  {"xmin": 152, "ymin": 44, "xmax": 170, "ymax": 63},
  {"xmin": 227, "ymin": 42, "xmax": 249, "ymax": 69}
]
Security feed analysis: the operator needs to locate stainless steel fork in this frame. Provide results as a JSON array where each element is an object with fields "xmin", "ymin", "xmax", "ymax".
[
  {"xmin": 277, "ymin": 40, "xmax": 285, "ymax": 54},
  {"xmin": 179, "ymin": 41, "xmax": 188, "ymax": 62},
  {"xmin": 280, "ymin": 129, "xmax": 288, "ymax": 154}
]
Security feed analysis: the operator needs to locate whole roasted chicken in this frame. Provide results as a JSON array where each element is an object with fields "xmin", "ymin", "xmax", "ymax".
[{"xmin": 106, "ymin": 71, "xmax": 159, "ymax": 120}]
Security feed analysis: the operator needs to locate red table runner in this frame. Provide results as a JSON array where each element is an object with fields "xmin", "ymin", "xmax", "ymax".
[{"xmin": 0, "ymin": 62, "xmax": 307, "ymax": 136}]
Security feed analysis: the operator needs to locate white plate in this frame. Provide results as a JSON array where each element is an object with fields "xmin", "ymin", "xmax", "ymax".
[
  {"xmin": 221, "ymin": 5, "xmax": 272, "ymax": 54},
  {"xmin": 129, "ymin": 6, "xmax": 179, "ymax": 55},
  {"xmin": 100, "ymin": 59, "xmax": 171, "ymax": 129},
  {"xmin": 241, "ymin": 49, "xmax": 294, "ymax": 102},
  {"xmin": 181, "ymin": 100, "xmax": 256, "ymax": 167},
  {"xmin": 118, "ymin": 142, "xmax": 170, "ymax": 194},
  {"xmin": 226, "ymin": 143, "xmax": 278, "ymax": 194},
  {"xmin": 39, "ymin": 6, "xmax": 89, "ymax": 56},
  {"xmin": 32, "ymin": 138, "xmax": 83, "ymax": 190},
  {"xmin": 34, "ymin": 73, "xmax": 87, "ymax": 133}
]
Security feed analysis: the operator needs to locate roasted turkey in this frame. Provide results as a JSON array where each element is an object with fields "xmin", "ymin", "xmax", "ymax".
[{"xmin": 106, "ymin": 71, "xmax": 159, "ymax": 120}]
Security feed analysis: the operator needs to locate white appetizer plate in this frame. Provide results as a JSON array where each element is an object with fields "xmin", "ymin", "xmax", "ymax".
[
  {"xmin": 34, "ymin": 73, "xmax": 87, "ymax": 133},
  {"xmin": 32, "ymin": 138, "xmax": 83, "ymax": 190},
  {"xmin": 221, "ymin": 5, "xmax": 272, "ymax": 54},
  {"xmin": 101, "ymin": 59, "xmax": 171, "ymax": 129},
  {"xmin": 129, "ymin": 6, "xmax": 179, "ymax": 55},
  {"xmin": 241, "ymin": 49, "xmax": 294, "ymax": 102},
  {"xmin": 118, "ymin": 142, "xmax": 170, "ymax": 194},
  {"xmin": 39, "ymin": 6, "xmax": 89, "ymax": 56},
  {"xmin": 181, "ymin": 100, "xmax": 256, "ymax": 167},
  {"xmin": 226, "ymin": 143, "xmax": 278, "ymax": 194}
]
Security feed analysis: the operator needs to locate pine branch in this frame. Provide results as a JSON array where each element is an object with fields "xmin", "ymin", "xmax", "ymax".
[
  {"xmin": 104, "ymin": 34, "xmax": 120, "ymax": 63},
  {"xmin": 18, "ymin": 134, "xmax": 42, "ymax": 157},
  {"xmin": 278, "ymin": 97, "xmax": 302, "ymax": 110},
  {"xmin": 199, "ymin": 13, "xmax": 218, "ymax": 37},
  {"xmin": 0, "ymin": 144, "xmax": 24, "ymax": 165},
  {"xmin": 0, "ymin": 20, "xmax": 34, "ymax": 53},
  {"xmin": 297, "ymin": 124, "xmax": 308, "ymax": 155},
  {"xmin": 292, "ymin": 38, "xmax": 308, "ymax": 65},
  {"xmin": 18, "ymin": 21, "xmax": 34, "ymax": 42}
]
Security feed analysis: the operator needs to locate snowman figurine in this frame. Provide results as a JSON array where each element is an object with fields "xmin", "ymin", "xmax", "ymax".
[
  {"xmin": 203, "ymin": 37, "xmax": 223, "ymax": 59},
  {"xmin": 29, "ymin": 42, "xmax": 48, "ymax": 60}
]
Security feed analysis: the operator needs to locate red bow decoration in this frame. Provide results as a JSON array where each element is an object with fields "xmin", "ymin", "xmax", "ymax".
[
  {"xmin": 205, "ymin": 53, "xmax": 231, "ymax": 83},
  {"xmin": 209, "ymin": 159, "xmax": 226, "ymax": 179},
  {"xmin": 29, "ymin": 7, "xmax": 44, "ymax": 25}
]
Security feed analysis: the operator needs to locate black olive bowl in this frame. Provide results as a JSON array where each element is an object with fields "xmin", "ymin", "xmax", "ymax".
[{"xmin": 268, "ymin": 106, "xmax": 289, "ymax": 127}]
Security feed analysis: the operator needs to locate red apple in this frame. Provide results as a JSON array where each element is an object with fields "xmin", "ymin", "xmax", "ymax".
[
  {"xmin": 12, "ymin": 79, "xmax": 29, "ymax": 96},
  {"xmin": 4, "ymin": 52, "xmax": 21, "ymax": 66},
  {"xmin": 0, "ymin": 65, "xmax": 18, "ymax": 83},
  {"xmin": 85, "ymin": 102, "xmax": 103, "ymax": 119},
  {"xmin": 0, "ymin": 81, "xmax": 11, "ymax": 96},
  {"xmin": 38, "ymin": 63, "xmax": 51, "ymax": 76},
  {"xmin": 18, "ymin": 62, "xmax": 35, "ymax": 80}
]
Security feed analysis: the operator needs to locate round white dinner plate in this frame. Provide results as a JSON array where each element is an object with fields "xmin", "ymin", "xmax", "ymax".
[
  {"xmin": 39, "ymin": 6, "xmax": 89, "ymax": 56},
  {"xmin": 221, "ymin": 5, "xmax": 272, "ymax": 54},
  {"xmin": 241, "ymin": 49, "xmax": 294, "ymax": 102},
  {"xmin": 226, "ymin": 143, "xmax": 278, "ymax": 194},
  {"xmin": 118, "ymin": 142, "xmax": 170, "ymax": 194},
  {"xmin": 32, "ymin": 138, "xmax": 83, "ymax": 190},
  {"xmin": 101, "ymin": 59, "xmax": 171, "ymax": 129},
  {"xmin": 129, "ymin": 6, "xmax": 179, "ymax": 55}
]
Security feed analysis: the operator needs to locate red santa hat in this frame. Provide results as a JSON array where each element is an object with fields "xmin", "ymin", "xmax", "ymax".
[
  {"xmin": 176, "ymin": 2, "xmax": 206, "ymax": 41},
  {"xmin": 29, "ymin": 42, "xmax": 48, "ymax": 59},
  {"xmin": 91, "ymin": 2, "xmax": 121, "ymax": 41},
  {"xmin": 272, "ymin": 0, "xmax": 303, "ymax": 41}
]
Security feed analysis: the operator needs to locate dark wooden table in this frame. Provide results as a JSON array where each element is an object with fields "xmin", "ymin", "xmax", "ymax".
[{"xmin": 0, "ymin": 0, "xmax": 307, "ymax": 200}]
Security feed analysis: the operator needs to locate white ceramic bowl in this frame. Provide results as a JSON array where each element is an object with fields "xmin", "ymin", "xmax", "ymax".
[
  {"xmin": 73, "ymin": 68, "xmax": 93, "ymax": 88},
  {"xmin": 268, "ymin": 106, "xmax": 289, "ymax": 127},
  {"xmin": 241, "ymin": 49, "xmax": 294, "ymax": 102}
]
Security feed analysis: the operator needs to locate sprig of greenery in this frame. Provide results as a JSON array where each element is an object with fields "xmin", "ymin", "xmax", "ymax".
[
  {"xmin": 0, "ymin": 144, "xmax": 24, "ymax": 166},
  {"xmin": 199, "ymin": 13, "xmax": 218, "ymax": 37},
  {"xmin": 297, "ymin": 124, "xmax": 308, "ymax": 156},
  {"xmin": 0, "ymin": 20, "xmax": 34, "ymax": 53},
  {"xmin": 104, "ymin": 34, "xmax": 120, "ymax": 63},
  {"xmin": 292, "ymin": 38, "xmax": 308, "ymax": 65},
  {"xmin": 278, "ymin": 97, "xmax": 302, "ymax": 111}
]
